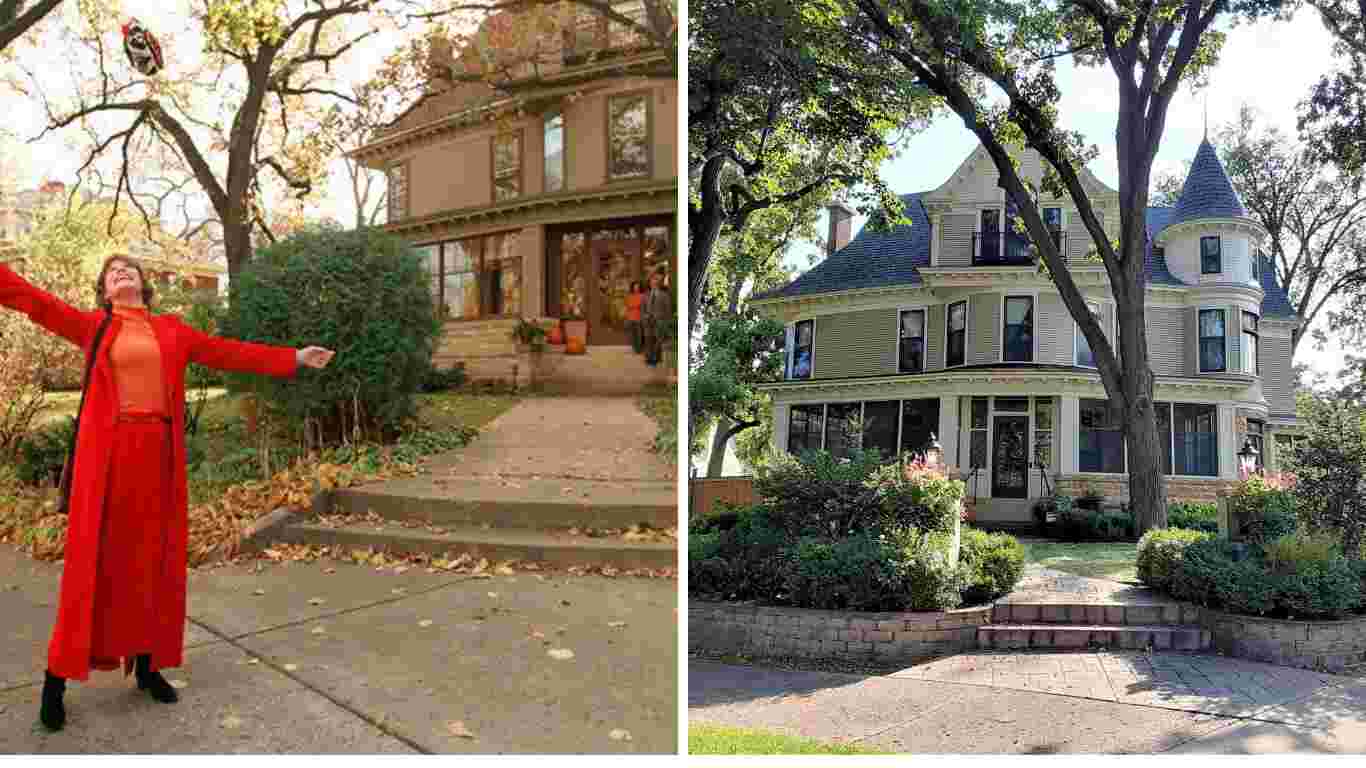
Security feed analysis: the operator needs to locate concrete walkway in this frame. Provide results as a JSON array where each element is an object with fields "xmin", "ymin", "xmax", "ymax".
[
  {"xmin": 691, "ymin": 657, "xmax": 1366, "ymax": 753},
  {"xmin": 1, "ymin": 546, "xmax": 676, "ymax": 753}
]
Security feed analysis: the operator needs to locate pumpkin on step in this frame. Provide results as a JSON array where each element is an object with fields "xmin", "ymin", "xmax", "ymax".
[
  {"xmin": 547, "ymin": 324, "xmax": 564, "ymax": 345},
  {"xmin": 565, "ymin": 336, "xmax": 587, "ymax": 355}
]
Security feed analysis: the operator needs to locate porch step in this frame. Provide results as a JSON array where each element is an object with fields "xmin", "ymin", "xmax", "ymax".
[
  {"xmin": 270, "ymin": 520, "xmax": 677, "ymax": 571},
  {"xmin": 991, "ymin": 601, "xmax": 1202, "ymax": 626},
  {"xmin": 329, "ymin": 476, "xmax": 676, "ymax": 530},
  {"xmin": 537, "ymin": 345, "xmax": 670, "ymax": 396},
  {"xmin": 978, "ymin": 623, "xmax": 1211, "ymax": 651}
]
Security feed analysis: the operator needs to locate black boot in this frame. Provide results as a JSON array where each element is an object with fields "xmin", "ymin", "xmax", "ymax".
[
  {"xmin": 40, "ymin": 670, "xmax": 66, "ymax": 731},
  {"xmin": 134, "ymin": 655, "xmax": 178, "ymax": 704}
]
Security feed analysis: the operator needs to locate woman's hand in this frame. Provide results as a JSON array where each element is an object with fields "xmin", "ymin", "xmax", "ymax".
[{"xmin": 297, "ymin": 346, "xmax": 336, "ymax": 369}]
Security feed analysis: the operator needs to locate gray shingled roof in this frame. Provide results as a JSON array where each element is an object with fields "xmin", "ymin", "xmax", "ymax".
[
  {"xmin": 752, "ymin": 192, "xmax": 932, "ymax": 300},
  {"xmin": 1170, "ymin": 139, "xmax": 1247, "ymax": 226}
]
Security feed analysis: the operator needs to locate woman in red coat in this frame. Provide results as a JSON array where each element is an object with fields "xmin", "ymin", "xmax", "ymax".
[{"xmin": 0, "ymin": 254, "xmax": 334, "ymax": 731}]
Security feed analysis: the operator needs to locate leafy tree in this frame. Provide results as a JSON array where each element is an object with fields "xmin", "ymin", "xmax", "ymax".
[
  {"xmin": 0, "ymin": 0, "xmax": 61, "ymax": 54},
  {"xmin": 845, "ymin": 0, "xmax": 1285, "ymax": 534},
  {"xmin": 1291, "ymin": 392, "xmax": 1366, "ymax": 559},
  {"xmin": 688, "ymin": 0, "xmax": 940, "ymax": 335},
  {"xmin": 1300, "ymin": 0, "xmax": 1366, "ymax": 173},
  {"xmin": 690, "ymin": 309, "xmax": 785, "ymax": 476}
]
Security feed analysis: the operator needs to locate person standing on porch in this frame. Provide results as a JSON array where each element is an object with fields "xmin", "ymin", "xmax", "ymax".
[
  {"xmin": 0, "ymin": 255, "xmax": 335, "ymax": 732},
  {"xmin": 642, "ymin": 269, "xmax": 670, "ymax": 367},
  {"xmin": 624, "ymin": 280, "xmax": 645, "ymax": 354}
]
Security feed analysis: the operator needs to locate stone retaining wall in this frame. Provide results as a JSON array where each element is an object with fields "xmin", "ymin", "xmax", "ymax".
[
  {"xmin": 689, "ymin": 601, "xmax": 992, "ymax": 663},
  {"xmin": 1054, "ymin": 474, "xmax": 1235, "ymax": 503},
  {"xmin": 1200, "ymin": 608, "xmax": 1366, "ymax": 673}
]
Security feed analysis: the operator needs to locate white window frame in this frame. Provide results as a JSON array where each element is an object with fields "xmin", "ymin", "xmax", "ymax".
[
  {"xmin": 790, "ymin": 318, "xmax": 816, "ymax": 380},
  {"xmin": 945, "ymin": 299, "xmax": 970, "ymax": 369},
  {"xmin": 1241, "ymin": 310, "xmax": 1260, "ymax": 376},
  {"xmin": 1200, "ymin": 235, "xmax": 1223, "ymax": 275},
  {"xmin": 999, "ymin": 292, "xmax": 1039, "ymax": 364},
  {"xmin": 897, "ymin": 304, "xmax": 928, "ymax": 374},
  {"xmin": 787, "ymin": 401, "xmax": 828, "ymax": 454},
  {"xmin": 1041, "ymin": 205, "xmax": 1065, "ymax": 254},
  {"xmin": 978, "ymin": 206, "xmax": 1003, "ymax": 263},
  {"xmin": 1197, "ymin": 306, "xmax": 1229, "ymax": 374},
  {"xmin": 1073, "ymin": 299, "xmax": 1107, "ymax": 368}
]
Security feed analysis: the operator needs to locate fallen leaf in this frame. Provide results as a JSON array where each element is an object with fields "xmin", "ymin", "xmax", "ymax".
[
  {"xmin": 548, "ymin": 648, "xmax": 575, "ymax": 660},
  {"xmin": 609, "ymin": 729, "xmax": 632, "ymax": 742},
  {"xmin": 311, "ymin": 626, "xmax": 326, "ymax": 635},
  {"xmin": 308, "ymin": 597, "xmax": 326, "ymax": 606},
  {"xmin": 394, "ymin": 566, "xmax": 410, "ymax": 575},
  {"xmin": 169, "ymin": 679, "xmax": 188, "ymax": 689},
  {"xmin": 323, "ymin": 568, "xmax": 336, "ymax": 575},
  {"xmin": 496, "ymin": 565, "xmax": 515, "ymax": 576},
  {"xmin": 608, "ymin": 621, "xmax": 626, "ymax": 629},
  {"xmin": 284, "ymin": 664, "xmax": 299, "ymax": 672},
  {"xmin": 246, "ymin": 658, "xmax": 260, "ymax": 665},
  {"xmin": 419, "ymin": 619, "xmax": 434, "ymax": 628},
  {"xmin": 487, "ymin": 592, "xmax": 499, "ymax": 599},
  {"xmin": 221, "ymin": 715, "xmax": 244, "ymax": 729},
  {"xmin": 252, "ymin": 589, "xmax": 266, "ymax": 596},
  {"xmin": 392, "ymin": 588, "xmax": 408, "ymax": 596},
  {"xmin": 447, "ymin": 720, "xmax": 476, "ymax": 739}
]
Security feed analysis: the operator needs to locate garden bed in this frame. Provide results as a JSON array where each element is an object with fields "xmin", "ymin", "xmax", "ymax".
[{"xmin": 689, "ymin": 600, "xmax": 993, "ymax": 664}]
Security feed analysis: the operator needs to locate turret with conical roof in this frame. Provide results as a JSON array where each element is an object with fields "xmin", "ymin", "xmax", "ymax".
[{"xmin": 1169, "ymin": 139, "xmax": 1247, "ymax": 227}]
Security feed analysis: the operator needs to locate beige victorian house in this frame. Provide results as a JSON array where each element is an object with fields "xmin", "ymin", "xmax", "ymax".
[{"xmin": 351, "ymin": 6, "xmax": 676, "ymax": 392}]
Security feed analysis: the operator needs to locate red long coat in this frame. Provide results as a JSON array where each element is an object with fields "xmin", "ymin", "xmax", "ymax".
[{"xmin": 0, "ymin": 264, "xmax": 297, "ymax": 680}]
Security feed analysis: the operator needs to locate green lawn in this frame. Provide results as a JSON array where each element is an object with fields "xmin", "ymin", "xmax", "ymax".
[
  {"xmin": 1021, "ymin": 540, "xmax": 1139, "ymax": 583},
  {"xmin": 689, "ymin": 724, "xmax": 884, "ymax": 755}
]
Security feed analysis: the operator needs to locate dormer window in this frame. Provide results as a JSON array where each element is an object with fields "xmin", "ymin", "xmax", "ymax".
[{"xmin": 1201, "ymin": 236, "xmax": 1221, "ymax": 274}]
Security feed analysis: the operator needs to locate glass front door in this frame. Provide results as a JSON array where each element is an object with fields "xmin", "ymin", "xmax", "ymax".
[
  {"xmin": 992, "ymin": 414, "xmax": 1029, "ymax": 499},
  {"xmin": 549, "ymin": 216, "xmax": 673, "ymax": 346}
]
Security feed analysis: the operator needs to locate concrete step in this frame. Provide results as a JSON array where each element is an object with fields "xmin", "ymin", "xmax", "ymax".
[
  {"xmin": 991, "ymin": 602, "xmax": 1201, "ymax": 626},
  {"xmin": 271, "ymin": 520, "xmax": 678, "ymax": 571},
  {"xmin": 329, "ymin": 476, "xmax": 677, "ymax": 530},
  {"xmin": 536, "ymin": 345, "xmax": 671, "ymax": 395},
  {"xmin": 978, "ymin": 623, "xmax": 1211, "ymax": 651}
]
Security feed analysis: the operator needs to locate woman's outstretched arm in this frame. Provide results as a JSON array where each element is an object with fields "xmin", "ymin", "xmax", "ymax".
[
  {"xmin": 177, "ymin": 317, "xmax": 334, "ymax": 377},
  {"xmin": 0, "ymin": 262, "xmax": 97, "ymax": 348}
]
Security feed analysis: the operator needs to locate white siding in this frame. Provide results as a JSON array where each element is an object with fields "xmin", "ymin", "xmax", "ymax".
[
  {"xmin": 1146, "ymin": 306, "xmax": 1186, "ymax": 376},
  {"xmin": 1037, "ymin": 294, "xmax": 1068, "ymax": 365},
  {"xmin": 940, "ymin": 213, "xmax": 974, "ymax": 267},
  {"xmin": 970, "ymin": 293, "xmax": 997, "ymax": 365},
  {"xmin": 926, "ymin": 303, "xmax": 944, "ymax": 370}
]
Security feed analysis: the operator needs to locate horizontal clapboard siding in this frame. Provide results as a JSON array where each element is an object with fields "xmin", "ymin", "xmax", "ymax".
[
  {"xmin": 1037, "ymin": 294, "xmax": 1068, "ymax": 365},
  {"xmin": 926, "ymin": 304, "xmax": 944, "ymax": 370},
  {"xmin": 1262, "ymin": 333, "xmax": 1295, "ymax": 414},
  {"xmin": 814, "ymin": 309, "xmax": 897, "ymax": 379},
  {"xmin": 1146, "ymin": 306, "xmax": 1186, "ymax": 376},
  {"xmin": 970, "ymin": 293, "xmax": 998, "ymax": 365},
  {"xmin": 940, "ymin": 213, "xmax": 974, "ymax": 266}
]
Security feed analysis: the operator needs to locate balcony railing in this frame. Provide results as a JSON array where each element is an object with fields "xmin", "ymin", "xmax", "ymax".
[{"xmin": 971, "ymin": 230, "xmax": 1068, "ymax": 266}]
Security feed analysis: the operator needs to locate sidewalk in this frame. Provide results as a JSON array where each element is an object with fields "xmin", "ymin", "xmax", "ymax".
[
  {"xmin": 690, "ymin": 655, "xmax": 1366, "ymax": 753},
  {"xmin": 1, "ymin": 546, "xmax": 676, "ymax": 753}
]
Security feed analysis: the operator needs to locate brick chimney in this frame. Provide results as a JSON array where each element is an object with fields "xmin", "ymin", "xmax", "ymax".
[{"xmin": 826, "ymin": 202, "xmax": 854, "ymax": 257}]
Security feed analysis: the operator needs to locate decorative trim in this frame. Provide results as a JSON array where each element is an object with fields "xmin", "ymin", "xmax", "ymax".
[
  {"xmin": 1155, "ymin": 216, "xmax": 1268, "ymax": 245},
  {"xmin": 758, "ymin": 368, "xmax": 1254, "ymax": 399}
]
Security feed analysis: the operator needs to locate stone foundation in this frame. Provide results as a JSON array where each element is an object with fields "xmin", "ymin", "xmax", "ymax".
[
  {"xmin": 689, "ymin": 602, "xmax": 992, "ymax": 663},
  {"xmin": 1199, "ymin": 609, "xmax": 1366, "ymax": 673},
  {"xmin": 1054, "ymin": 474, "xmax": 1235, "ymax": 503}
]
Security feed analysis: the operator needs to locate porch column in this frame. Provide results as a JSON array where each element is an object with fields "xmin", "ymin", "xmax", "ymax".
[
  {"xmin": 937, "ymin": 394, "xmax": 959, "ymax": 470},
  {"xmin": 1218, "ymin": 403, "xmax": 1237, "ymax": 479},
  {"xmin": 772, "ymin": 402, "xmax": 789, "ymax": 455},
  {"xmin": 1059, "ymin": 395, "xmax": 1079, "ymax": 474},
  {"xmin": 520, "ymin": 225, "xmax": 546, "ymax": 317}
]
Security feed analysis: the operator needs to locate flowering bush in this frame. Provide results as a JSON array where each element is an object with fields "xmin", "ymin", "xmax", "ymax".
[{"xmin": 1228, "ymin": 474, "xmax": 1298, "ymax": 545}]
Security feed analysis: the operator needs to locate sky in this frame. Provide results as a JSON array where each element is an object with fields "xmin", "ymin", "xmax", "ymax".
[{"xmin": 698, "ymin": 10, "xmax": 1350, "ymax": 475}]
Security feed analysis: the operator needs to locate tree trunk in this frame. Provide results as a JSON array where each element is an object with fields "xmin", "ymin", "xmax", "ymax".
[
  {"xmin": 689, "ymin": 156, "xmax": 727, "ymax": 337},
  {"xmin": 1125, "ymin": 395, "xmax": 1168, "ymax": 534},
  {"xmin": 706, "ymin": 418, "xmax": 730, "ymax": 477},
  {"xmin": 222, "ymin": 216, "xmax": 253, "ymax": 277}
]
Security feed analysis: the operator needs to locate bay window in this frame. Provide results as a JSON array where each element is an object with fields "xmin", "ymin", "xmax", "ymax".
[
  {"xmin": 1199, "ymin": 309, "xmax": 1226, "ymax": 372},
  {"xmin": 1242, "ymin": 311, "xmax": 1259, "ymax": 375},
  {"xmin": 1003, "ymin": 296, "xmax": 1034, "ymax": 362}
]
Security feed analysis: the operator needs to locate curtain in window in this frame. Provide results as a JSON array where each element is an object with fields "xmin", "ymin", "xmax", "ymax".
[{"xmin": 1079, "ymin": 399, "xmax": 1125, "ymax": 472}]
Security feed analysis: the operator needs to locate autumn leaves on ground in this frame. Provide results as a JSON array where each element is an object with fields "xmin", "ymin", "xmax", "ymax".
[{"xmin": 0, "ymin": 390, "xmax": 519, "ymax": 568}]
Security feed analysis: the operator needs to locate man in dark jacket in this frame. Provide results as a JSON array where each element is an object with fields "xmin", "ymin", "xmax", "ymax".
[{"xmin": 642, "ymin": 269, "xmax": 671, "ymax": 366}]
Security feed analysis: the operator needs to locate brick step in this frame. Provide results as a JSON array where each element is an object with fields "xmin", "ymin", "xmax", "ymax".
[
  {"xmin": 991, "ymin": 602, "xmax": 1200, "ymax": 626},
  {"xmin": 330, "ymin": 476, "xmax": 677, "ymax": 530},
  {"xmin": 978, "ymin": 623, "xmax": 1210, "ymax": 651},
  {"xmin": 268, "ymin": 520, "xmax": 677, "ymax": 572}
]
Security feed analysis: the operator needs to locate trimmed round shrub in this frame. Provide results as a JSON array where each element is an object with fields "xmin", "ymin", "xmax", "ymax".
[
  {"xmin": 1275, "ymin": 559, "xmax": 1362, "ymax": 619},
  {"xmin": 1167, "ymin": 502, "xmax": 1218, "ymax": 534},
  {"xmin": 781, "ymin": 534, "xmax": 906, "ymax": 611},
  {"xmin": 1218, "ymin": 559, "xmax": 1278, "ymax": 616},
  {"xmin": 754, "ymin": 450, "xmax": 885, "ymax": 538},
  {"xmin": 222, "ymin": 225, "xmax": 441, "ymax": 443},
  {"xmin": 1136, "ymin": 528, "xmax": 1213, "ymax": 589},
  {"xmin": 899, "ymin": 530, "xmax": 964, "ymax": 611},
  {"xmin": 959, "ymin": 528, "xmax": 1025, "ymax": 604},
  {"xmin": 1169, "ymin": 538, "xmax": 1239, "ymax": 606},
  {"xmin": 690, "ymin": 504, "xmax": 789, "ymax": 600},
  {"xmin": 1229, "ymin": 475, "xmax": 1298, "ymax": 545}
]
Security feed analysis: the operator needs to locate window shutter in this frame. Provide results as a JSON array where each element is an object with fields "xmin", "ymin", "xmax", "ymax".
[{"xmin": 1186, "ymin": 307, "xmax": 1198, "ymax": 375}]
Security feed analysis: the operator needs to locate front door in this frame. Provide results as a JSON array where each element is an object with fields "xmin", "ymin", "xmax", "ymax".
[
  {"xmin": 992, "ymin": 415, "xmax": 1029, "ymax": 499},
  {"xmin": 548, "ymin": 218, "xmax": 673, "ymax": 347},
  {"xmin": 590, "ymin": 227, "xmax": 638, "ymax": 346}
]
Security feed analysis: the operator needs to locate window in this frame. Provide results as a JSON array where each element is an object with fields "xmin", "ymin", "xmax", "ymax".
[
  {"xmin": 791, "ymin": 319, "xmax": 814, "ymax": 379},
  {"xmin": 544, "ymin": 111, "xmax": 565, "ymax": 194},
  {"xmin": 1201, "ymin": 235, "xmax": 1221, "ymax": 274},
  {"xmin": 979, "ymin": 208, "xmax": 1001, "ymax": 263},
  {"xmin": 1156, "ymin": 402, "xmax": 1174, "ymax": 475},
  {"xmin": 493, "ymin": 132, "xmax": 522, "ymax": 202},
  {"xmin": 1199, "ymin": 309, "xmax": 1226, "ymax": 372},
  {"xmin": 1253, "ymin": 248, "xmax": 1262, "ymax": 281},
  {"xmin": 825, "ymin": 403, "xmax": 861, "ymax": 460},
  {"xmin": 1043, "ymin": 207, "xmax": 1063, "ymax": 251},
  {"xmin": 1034, "ymin": 397, "xmax": 1054, "ymax": 468},
  {"xmin": 900, "ymin": 399, "xmax": 941, "ymax": 458},
  {"xmin": 607, "ymin": 93, "xmax": 650, "ymax": 181},
  {"xmin": 1003, "ymin": 296, "xmax": 1034, "ymax": 362},
  {"xmin": 424, "ymin": 233, "xmax": 522, "ymax": 320},
  {"xmin": 1075, "ymin": 300, "xmax": 1101, "ymax": 367},
  {"xmin": 386, "ymin": 162, "xmax": 408, "ymax": 222},
  {"xmin": 788, "ymin": 404, "xmax": 824, "ymax": 456},
  {"xmin": 969, "ymin": 397, "xmax": 989, "ymax": 470},
  {"xmin": 1172, "ymin": 403, "xmax": 1218, "ymax": 476},
  {"xmin": 607, "ymin": 0, "xmax": 647, "ymax": 47},
  {"xmin": 1247, "ymin": 419, "xmax": 1265, "ymax": 473},
  {"xmin": 862, "ymin": 401, "xmax": 900, "ymax": 461},
  {"xmin": 1079, "ymin": 399, "xmax": 1125, "ymax": 473},
  {"xmin": 995, "ymin": 397, "xmax": 1029, "ymax": 412},
  {"xmin": 899, "ymin": 309, "xmax": 925, "ymax": 373},
  {"xmin": 946, "ymin": 301, "xmax": 967, "ymax": 367},
  {"xmin": 1242, "ymin": 311, "xmax": 1259, "ymax": 375}
]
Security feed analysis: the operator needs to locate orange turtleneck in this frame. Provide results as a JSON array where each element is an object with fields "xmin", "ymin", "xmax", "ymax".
[{"xmin": 110, "ymin": 304, "xmax": 168, "ymax": 416}]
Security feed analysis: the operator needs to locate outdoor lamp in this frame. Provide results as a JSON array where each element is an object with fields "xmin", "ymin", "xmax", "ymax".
[
  {"xmin": 1238, "ymin": 437, "xmax": 1260, "ymax": 475},
  {"xmin": 926, "ymin": 433, "xmax": 943, "ymax": 466}
]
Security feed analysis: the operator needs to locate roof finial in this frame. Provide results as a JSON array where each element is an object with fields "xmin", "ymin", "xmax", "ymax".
[{"xmin": 1203, "ymin": 96, "xmax": 1209, "ymax": 142}]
